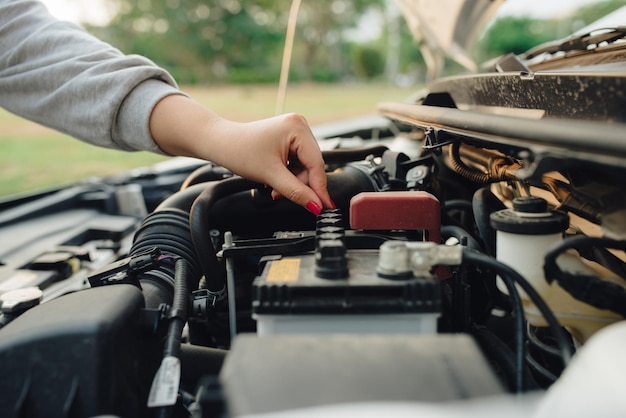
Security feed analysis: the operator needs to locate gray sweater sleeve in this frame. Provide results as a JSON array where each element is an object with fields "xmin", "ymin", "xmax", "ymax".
[{"xmin": 0, "ymin": 0, "xmax": 185, "ymax": 153}]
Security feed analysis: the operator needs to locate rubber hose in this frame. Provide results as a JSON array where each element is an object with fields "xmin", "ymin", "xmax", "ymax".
[
  {"xmin": 322, "ymin": 144, "xmax": 389, "ymax": 165},
  {"xmin": 472, "ymin": 327, "xmax": 538, "ymax": 392},
  {"xmin": 130, "ymin": 209, "xmax": 202, "ymax": 307},
  {"xmin": 155, "ymin": 183, "xmax": 209, "ymax": 213},
  {"xmin": 189, "ymin": 177, "xmax": 259, "ymax": 294},
  {"xmin": 180, "ymin": 165, "xmax": 233, "ymax": 190},
  {"xmin": 465, "ymin": 249, "xmax": 574, "ymax": 366},
  {"xmin": 462, "ymin": 249, "xmax": 526, "ymax": 393},
  {"xmin": 472, "ymin": 187, "xmax": 505, "ymax": 257}
]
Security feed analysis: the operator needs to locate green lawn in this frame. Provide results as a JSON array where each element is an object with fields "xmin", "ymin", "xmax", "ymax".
[{"xmin": 0, "ymin": 82, "xmax": 411, "ymax": 197}]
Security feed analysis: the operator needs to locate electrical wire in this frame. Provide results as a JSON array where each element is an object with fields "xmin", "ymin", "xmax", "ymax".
[
  {"xmin": 464, "ymin": 249, "xmax": 574, "ymax": 366},
  {"xmin": 462, "ymin": 249, "xmax": 526, "ymax": 393},
  {"xmin": 527, "ymin": 323, "xmax": 561, "ymax": 358},
  {"xmin": 156, "ymin": 257, "xmax": 189, "ymax": 418},
  {"xmin": 448, "ymin": 141, "xmax": 518, "ymax": 184},
  {"xmin": 162, "ymin": 258, "xmax": 189, "ymax": 359},
  {"xmin": 525, "ymin": 346, "xmax": 559, "ymax": 383},
  {"xmin": 544, "ymin": 236, "xmax": 626, "ymax": 317}
]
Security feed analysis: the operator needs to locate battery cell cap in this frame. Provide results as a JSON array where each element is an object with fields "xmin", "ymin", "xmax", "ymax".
[{"xmin": 315, "ymin": 239, "xmax": 348, "ymax": 279}]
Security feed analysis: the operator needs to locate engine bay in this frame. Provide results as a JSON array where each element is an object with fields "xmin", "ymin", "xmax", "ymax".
[{"xmin": 2, "ymin": 61, "xmax": 626, "ymax": 416}]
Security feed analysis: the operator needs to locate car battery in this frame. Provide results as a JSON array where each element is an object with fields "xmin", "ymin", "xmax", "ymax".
[{"xmin": 252, "ymin": 210, "xmax": 441, "ymax": 335}]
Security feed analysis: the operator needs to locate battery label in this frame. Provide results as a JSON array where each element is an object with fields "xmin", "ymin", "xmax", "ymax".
[{"xmin": 267, "ymin": 259, "xmax": 300, "ymax": 283}]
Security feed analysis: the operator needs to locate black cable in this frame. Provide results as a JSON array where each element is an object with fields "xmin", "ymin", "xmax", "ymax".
[
  {"xmin": 527, "ymin": 323, "xmax": 561, "ymax": 358},
  {"xmin": 462, "ymin": 249, "xmax": 526, "ymax": 393},
  {"xmin": 464, "ymin": 249, "xmax": 574, "ymax": 367},
  {"xmin": 157, "ymin": 258, "xmax": 190, "ymax": 418},
  {"xmin": 544, "ymin": 236, "xmax": 626, "ymax": 318},
  {"xmin": 472, "ymin": 326, "xmax": 539, "ymax": 392},
  {"xmin": 163, "ymin": 258, "xmax": 189, "ymax": 358},
  {"xmin": 525, "ymin": 325, "xmax": 563, "ymax": 387},
  {"xmin": 525, "ymin": 346, "xmax": 559, "ymax": 383}
]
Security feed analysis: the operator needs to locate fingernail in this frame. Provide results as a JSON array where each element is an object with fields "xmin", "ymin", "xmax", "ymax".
[
  {"xmin": 329, "ymin": 199, "xmax": 337, "ymax": 209},
  {"xmin": 306, "ymin": 201, "xmax": 322, "ymax": 216}
]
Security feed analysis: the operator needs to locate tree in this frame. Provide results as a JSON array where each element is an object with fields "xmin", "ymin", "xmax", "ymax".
[
  {"xmin": 353, "ymin": 45, "xmax": 384, "ymax": 79},
  {"xmin": 570, "ymin": 0, "xmax": 626, "ymax": 28},
  {"xmin": 87, "ymin": 0, "xmax": 386, "ymax": 84},
  {"xmin": 474, "ymin": 0, "xmax": 626, "ymax": 65},
  {"xmin": 88, "ymin": 1, "xmax": 287, "ymax": 83},
  {"xmin": 292, "ymin": 0, "xmax": 384, "ymax": 81},
  {"xmin": 476, "ymin": 16, "xmax": 559, "ymax": 61}
]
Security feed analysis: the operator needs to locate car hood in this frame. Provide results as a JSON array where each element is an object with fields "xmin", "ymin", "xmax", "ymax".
[{"xmin": 394, "ymin": 0, "xmax": 504, "ymax": 79}]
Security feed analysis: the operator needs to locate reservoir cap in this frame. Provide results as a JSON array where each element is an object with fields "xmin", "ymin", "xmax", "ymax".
[{"xmin": 490, "ymin": 196, "xmax": 568, "ymax": 235}]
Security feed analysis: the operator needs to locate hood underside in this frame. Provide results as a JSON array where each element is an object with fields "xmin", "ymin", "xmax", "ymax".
[{"xmin": 394, "ymin": 0, "xmax": 504, "ymax": 79}]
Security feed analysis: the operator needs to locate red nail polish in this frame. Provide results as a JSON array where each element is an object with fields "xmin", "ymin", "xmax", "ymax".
[
  {"xmin": 329, "ymin": 199, "xmax": 337, "ymax": 209},
  {"xmin": 306, "ymin": 201, "xmax": 322, "ymax": 216}
]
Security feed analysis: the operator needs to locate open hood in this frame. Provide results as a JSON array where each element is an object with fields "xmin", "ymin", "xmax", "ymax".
[{"xmin": 394, "ymin": 0, "xmax": 504, "ymax": 79}]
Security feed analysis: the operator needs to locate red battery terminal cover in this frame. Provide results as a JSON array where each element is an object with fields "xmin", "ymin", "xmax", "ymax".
[{"xmin": 349, "ymin": 191, "xmax": 441, "ymax": 244}]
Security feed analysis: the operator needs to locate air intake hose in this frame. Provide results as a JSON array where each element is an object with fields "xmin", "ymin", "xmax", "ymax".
[{"xmin": 130, "ymin": 208, "xmax": 202, "ymax": 308}]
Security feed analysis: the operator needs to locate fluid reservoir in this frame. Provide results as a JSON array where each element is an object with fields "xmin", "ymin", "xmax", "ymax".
[
  {"xmin": 490, "ymin": 196, "xmax": 622, "ymax": 342},
  {"xmin": 490, "ymin": 196, "xmax": 569, "ymax": 299}
]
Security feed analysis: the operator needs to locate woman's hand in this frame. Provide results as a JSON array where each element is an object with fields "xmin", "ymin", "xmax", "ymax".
[{"xmin": 149, "ymin": 94, "xmax": 333, "ymax": 214}]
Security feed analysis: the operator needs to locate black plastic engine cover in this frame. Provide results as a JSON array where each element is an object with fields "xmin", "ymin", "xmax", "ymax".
[{"xmin": 0, "ymin": 285, "xmax": 147, "ymax": 418}]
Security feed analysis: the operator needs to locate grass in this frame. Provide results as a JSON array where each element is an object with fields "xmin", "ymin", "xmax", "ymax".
[{"xmin": 0, "ymin": 82, "xmax": 412, "ymax": 197}]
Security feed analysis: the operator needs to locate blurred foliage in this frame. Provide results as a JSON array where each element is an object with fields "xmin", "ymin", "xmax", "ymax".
[
  {"xmin": 479, "ymin": 16, "xmax": 560, "ymax": 57},
  {"xmin": 571, "ymin": 0, "xmax": 626, "ymax": 24},
  {"xmin": 353, "ymin": 45, "xmax": 385, "ymax": 79},
  {"xmin": 88, "ymin": 0, "xmax": 384, "ymax": 84},
  {"xmin": 85, "ymin": 0, "xmax": 626, "ymax": 85},
  {"xmin": 475, "ymin": 0, "xmax": 625, "ymax": 64}
]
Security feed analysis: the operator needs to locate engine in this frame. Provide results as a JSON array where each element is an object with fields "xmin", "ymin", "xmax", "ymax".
[{"xmin": 1, "ymin": 103, "xmax": 626, "ymax": 417}]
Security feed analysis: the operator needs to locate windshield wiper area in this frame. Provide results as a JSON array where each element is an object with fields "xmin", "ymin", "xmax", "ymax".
[{"xmin": 523, "ymin": 26, "xmax": 626, "ymax": 60}]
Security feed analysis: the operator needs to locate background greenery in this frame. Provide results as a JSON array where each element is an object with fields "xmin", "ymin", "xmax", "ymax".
[{"xmin": 87, "ymin": 0, "xmax": 625, "ymax": 84}]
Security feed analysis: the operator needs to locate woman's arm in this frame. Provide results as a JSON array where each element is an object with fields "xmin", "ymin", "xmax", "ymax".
[{"xmin": 149, "ymin": 95, "xmax": 333, "ymax": 213}]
